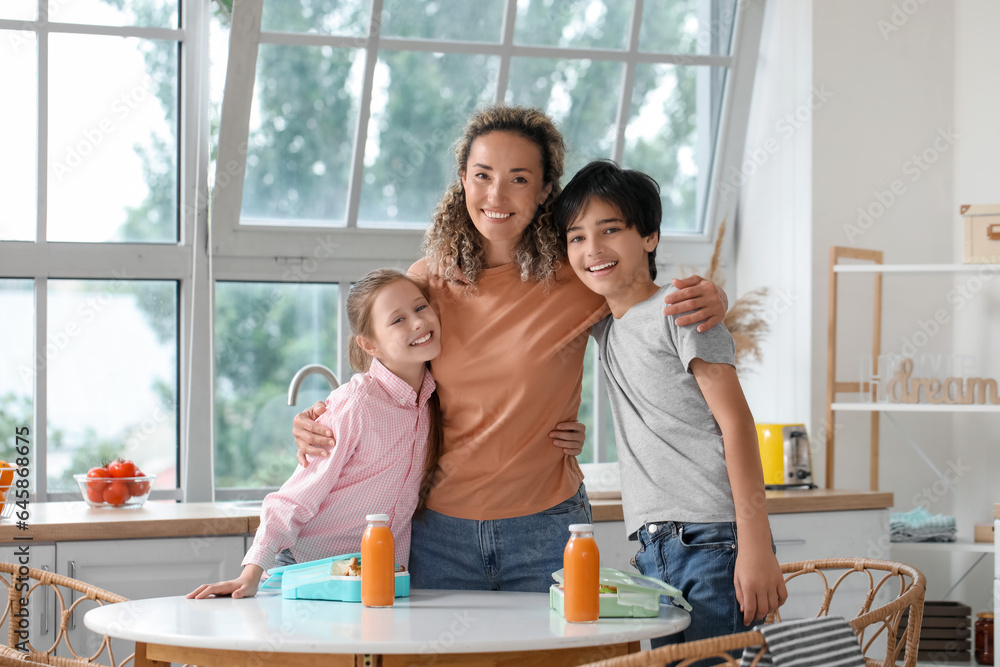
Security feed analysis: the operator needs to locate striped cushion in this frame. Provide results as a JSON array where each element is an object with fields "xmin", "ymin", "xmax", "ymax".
[{"xmin": 739, "ymin": 616, "xmax": 865, "ymax": 667}]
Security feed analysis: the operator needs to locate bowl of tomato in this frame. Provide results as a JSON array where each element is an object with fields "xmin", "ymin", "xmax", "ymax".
[{"xmin": 74, "ymin": 459, "xmax": 155, "ymax": 508}]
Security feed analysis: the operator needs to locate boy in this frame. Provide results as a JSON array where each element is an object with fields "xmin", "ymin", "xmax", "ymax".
[{"xmin": 555, "ymin": 160, "xmax": 786, "ymax": 651}]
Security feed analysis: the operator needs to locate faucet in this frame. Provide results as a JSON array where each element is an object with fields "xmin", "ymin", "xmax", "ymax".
[{"xmin": 287, "ymin": 364, "xmax": 340, "ymax": 406}]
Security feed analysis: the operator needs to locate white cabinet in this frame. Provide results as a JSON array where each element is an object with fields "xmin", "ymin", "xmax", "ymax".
[
  {"xmin": 0, "ymin": 544, "xmax": 56, "ymax": 650},
  {"xmin": 55, "ymin": 535, "xmax": 245, "ymax": 661}
]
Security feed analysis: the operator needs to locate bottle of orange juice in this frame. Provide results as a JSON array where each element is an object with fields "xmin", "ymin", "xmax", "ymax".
[
  {"xmin": 563, "ymin": 523, "xmax": 599, "ymax": 623},
  {"xmin": 361, "ymin": 514, "xmax": 395, "ymax": 608}
]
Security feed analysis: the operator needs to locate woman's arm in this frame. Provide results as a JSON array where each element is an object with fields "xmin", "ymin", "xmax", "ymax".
[
  {"xmin": 665, "ymin": 275, "xmax": 729, "ymax": 332},
  {"xmin": 690, "ymin": 358, "xmax": 787, "ymax": 626},
  {"xmin": 293, "ymin": 401, "xmax": 336, "ymax": 466}
]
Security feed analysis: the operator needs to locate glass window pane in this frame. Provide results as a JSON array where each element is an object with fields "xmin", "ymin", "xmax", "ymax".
[
  {"xmin": 208, "ymin": 7, "xmax": 231, "ymax": 184},
  {"xmin": 0, "ymin": 280, "xmax": 34, "ymax": 469},
  {"xmin": 0, "ymin": 31, "xmax": 36, "ymax": 242},
  {"xmin": 51, "ymin": 0, "xmax": 179, "ymax": 29},
  {"xmin": 241, "ymin": 44, "xmax": 363, "ymax": 227},
  {"xmin": 381, "ymin": 0, "xmax": 504, "ymax": 42},
  {"xmin": 0, "ymin": 1, "xmax": 35, "ymax": 20},
  {"xmin": 48, "ymin": 35, "xmax": 178, "ymax": 243},
  {"xmin": 359, "ymin": 52, "xmax": 499, "ymax": 229},
  {"xmin": 262, "ymin": 0, "xmax": 369, "ymax": 36},
  {"xmin": 214, "ymin": 282, "xmax": 340, "ymax": 489},
  {"xmin": 514, "ymin": 0, "xmax": 631, "ymax": 50},
  {"xmin": 624, "ymin": 64, "xmax": 726, "ymax": 233},
  {"xmin": 47, "ymin": 280, "xmax": 178, "ymax": 493},
  {"xmin": 506, "ymin": 57, "xmax": 624, "ymax": 178},
  {"xmin": 640, "ymin": 0, "xmax": 737, "ymax": 56}
]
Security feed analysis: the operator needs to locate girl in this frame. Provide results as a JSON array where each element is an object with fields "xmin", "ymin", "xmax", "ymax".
[
  {"xmin": 188, "ymin": 269, "xmax": 442, "ymax": 599},
  {"xmin": 292, "ymin": 105, "xmax": 728, "ymax": 593}
]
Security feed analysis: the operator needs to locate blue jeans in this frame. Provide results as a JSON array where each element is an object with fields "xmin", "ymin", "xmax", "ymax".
[
  {"xmin": 633, "ymin": 521, "xmax": 758, "ymax": 662},
  {"xmin": 409, "ymin": 483, "xmax": 592, "ymax": 592}
]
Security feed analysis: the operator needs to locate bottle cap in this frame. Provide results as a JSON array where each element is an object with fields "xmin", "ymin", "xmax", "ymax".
[
  {"xmin": 977, "ymin": 611, "xmax": 994, "ymax": 619},
  {"xmin": 366, "ymin": 513, "xmax": 391, "ymax": 522},
  {"xmin": 568, "ymin": 524, "xmax": 594, "ymax": 533}
]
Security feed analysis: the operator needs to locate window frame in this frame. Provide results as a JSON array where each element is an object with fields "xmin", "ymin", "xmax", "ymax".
[
  {"xmin": 210, "ymin": 0, "xmax": 764, "ymax": 484},
  {"xmin": 2, "ymin": 0, "xmax": 764, "ymax": 502},
  {"xmin": 0, "ymin": 0, "xmax": 211, "ymax": 502}
]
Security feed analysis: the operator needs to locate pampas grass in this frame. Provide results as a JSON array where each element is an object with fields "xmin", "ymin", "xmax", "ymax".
[{"xmin": 682, "ymin": 217, "xmax": 771, "ymax": 371}]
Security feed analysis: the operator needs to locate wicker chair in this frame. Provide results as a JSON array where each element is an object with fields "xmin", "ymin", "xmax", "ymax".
[
  {"xmin": 0, "ymin": 562, "xmax": 132, "ymax": 667},
  {"xmin": 582, "ymin": 557, "xmax": 926, "ymax": 667}
]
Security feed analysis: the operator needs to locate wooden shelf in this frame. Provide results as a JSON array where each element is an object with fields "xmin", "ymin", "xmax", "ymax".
[
  {"xmin": 890, "ymin": 539, "xmax": 994, "ymax": 554},
  {"xmin": 832, "ymin": 402, "xmax": 1000, "ymax": 413},
  {"xmin": 834, "ymin": 263, "xmax": 1000, "ymax": 273}
]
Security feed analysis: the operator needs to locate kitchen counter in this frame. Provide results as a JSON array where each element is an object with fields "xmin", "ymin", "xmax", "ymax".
[
  {"xmin": 1, "ymin": 501, "xmax": 255, "ymax": 542},
  {"xmin": 590, "ymin": 488, "xmax": 893, "ymax": 522},
  {"xmin": 1, "ymin": 489, "xmax": 893, "ymax": 543}
]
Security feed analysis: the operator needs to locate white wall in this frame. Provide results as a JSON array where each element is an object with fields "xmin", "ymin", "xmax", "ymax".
[
  {"xmin": 948, "ymin": 0, "xmax": 1000, "ymax": 611},
  {"xmin": 739, "ymin": 0, "xmax": 1000, "ymax": 608},
  {"xmin": 735, "ymin": 0, "xmax": 813, "ymax": 429}
]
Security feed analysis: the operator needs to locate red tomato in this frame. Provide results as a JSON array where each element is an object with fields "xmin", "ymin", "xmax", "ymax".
[
  {"xmin": 103, "ymin": 480, "xmax": 130, "ymax": 506},
  {"xmin": 86, "ymin": 467, "xmax": 110, "ymax": 504},
  {"xmin": 127, "ymin": 469, "xmax": 152, "ymax": 497},
  {"xmin": 108, "ymin": 458, "xmax": 137, "ymax": 478}
]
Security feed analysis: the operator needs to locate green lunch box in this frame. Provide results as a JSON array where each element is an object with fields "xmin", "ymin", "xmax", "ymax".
[{"xmin": 549, "ymin": 567, "xmax": 691, "ymax": 618}]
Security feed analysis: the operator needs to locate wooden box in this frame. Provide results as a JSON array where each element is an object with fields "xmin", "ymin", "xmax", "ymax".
[
  {"xmin": 974, "ymin": 521, "xmax": 994, "ymax": 543},
  {"xmin": 961, "ymin": 204, "xmax": 1000, "ymax": 264},
  {"xmin": 901, "ymin": 601, "xmax": 972, "ymax": 663}
]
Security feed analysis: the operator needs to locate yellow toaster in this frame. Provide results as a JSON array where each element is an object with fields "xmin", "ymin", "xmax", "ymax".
[{"xmin": 755, "ymin": 423, "xmax": 815, "ymax": 490}]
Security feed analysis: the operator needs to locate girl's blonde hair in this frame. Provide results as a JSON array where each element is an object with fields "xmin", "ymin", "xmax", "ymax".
[
  {"xmin": 345, "ymin": 267, "xmax": 443, "ymax": 514},
  {"xmin": 423, "ymin": 105, "xmax": 567, "ymax": 286}
]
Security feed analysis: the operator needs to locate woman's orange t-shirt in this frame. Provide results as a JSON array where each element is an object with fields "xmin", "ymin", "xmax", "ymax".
[{"xmin": 413, "ymin": 261, "xmax": 608, "ymax": 520}]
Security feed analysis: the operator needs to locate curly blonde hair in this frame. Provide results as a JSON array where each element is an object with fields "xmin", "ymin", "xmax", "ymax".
[{"xmin": 423, "ymin": 105, "xmax": 566, "ymax": 286}]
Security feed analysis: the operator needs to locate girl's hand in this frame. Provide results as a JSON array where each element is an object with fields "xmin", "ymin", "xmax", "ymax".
[
  {"xmin": 550, "ymin": 420, "xmax": 586, "ymax": 456},
  {"xmin": 664, "ymin": 275, "xmax": 729, "ymax": 332},
  {"xmin": 733, "ymin": 548, "xmax": 787, "ymax": 626},
  {"xmin": 293, "ymin": 401, "xmax": 336, "ymax": 467},
  {"xmin": 187, "ymin": 569, "xmax": 261, "ymax": 600}
]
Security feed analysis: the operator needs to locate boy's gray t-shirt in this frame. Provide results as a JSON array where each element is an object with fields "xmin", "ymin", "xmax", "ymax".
[{"xmin": 592, "ymin": 284, "xmax": 737, "ymax": 539}]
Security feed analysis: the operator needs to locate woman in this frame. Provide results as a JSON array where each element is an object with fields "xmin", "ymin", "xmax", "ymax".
[{"xmin": 292, "ymin": 105, "xmax": 727, "ymax": 592}]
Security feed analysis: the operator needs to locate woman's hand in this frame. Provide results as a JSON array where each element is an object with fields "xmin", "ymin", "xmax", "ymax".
[
  {"xmin": 423, "ymin": 256, "xmax": 469, "ymax": 285},
  {"xmin": 187, "ymin": 565, "xmax": 262, "ymax": 600},
  {"xmin": 293, "ymin": 401, "xmax": 336, "ymax": 467},
  {"xmin": 550, "ymin": 420, "xmax": 586, "ymax": 456},
  {"xmin": 664, "ymin": 274, "xmax": 729, "ymax": 332}
]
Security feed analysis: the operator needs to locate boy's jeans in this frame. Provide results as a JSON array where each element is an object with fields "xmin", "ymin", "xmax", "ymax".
[
  {"xmin": 633, "ymin": 521, "xmax": 756, "ymax": 654},
  {"xmin": 409, "ymin": 483, "xmax": 593, "ymax": 592}
]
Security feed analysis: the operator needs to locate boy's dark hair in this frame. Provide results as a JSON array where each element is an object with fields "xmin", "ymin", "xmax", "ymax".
[{"xmin": 555, "ymin": 159, "xmax": 661, "ymax": 280}]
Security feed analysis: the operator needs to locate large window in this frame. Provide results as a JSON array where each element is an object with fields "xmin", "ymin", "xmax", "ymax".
[
  {"xmin": 1, "ymin": 0, "xmax": 762, "ymax": 501},
  {"xmin": 0, "ymin": 0, "xmax": 201, "ymax": 500},
  {"xmin": 211, "ymin": 0, "xmax": 761, "ymax": 493}
]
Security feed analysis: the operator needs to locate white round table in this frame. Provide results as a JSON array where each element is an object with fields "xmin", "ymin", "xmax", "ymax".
[{"xmin": 85, "ymin": 589, "xmax": 690, "ymax": 666}]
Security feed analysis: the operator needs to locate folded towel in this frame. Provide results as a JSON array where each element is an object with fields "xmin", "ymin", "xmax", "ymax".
[
  {"xmin": 889, "ymin": 506, "xmax": 956, "ymax": 543},
  {"xmin": 739, "ymin": 616, "xmax": 865, "ymax": 667}
]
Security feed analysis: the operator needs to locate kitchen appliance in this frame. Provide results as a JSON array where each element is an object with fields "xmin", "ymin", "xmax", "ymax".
[{"xmin": 755, "ymin": 423, "xmax": 815, "ymax": 490}]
